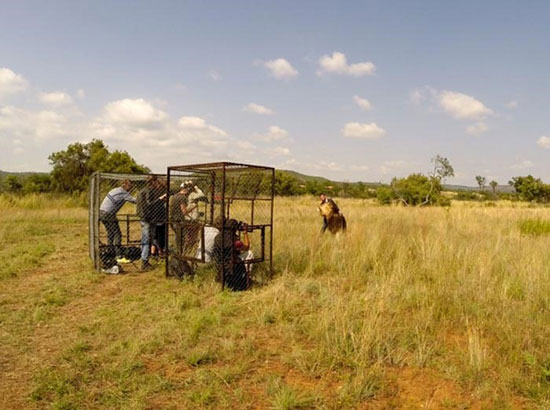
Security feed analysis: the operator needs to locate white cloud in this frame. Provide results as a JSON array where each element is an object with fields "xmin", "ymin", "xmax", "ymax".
[
  {"xmin": 510, "ymin": 160, "xmax": 534, "ymax": 170},
  {"xmin": 505, "ymin": 100, "xmax": 518, "ymax": 108},
  {"xmin": 39, "ymin": 91, "xmax": 73, "ymax": 106},
  {"xmin": 318, "ymin": 52, "xmax": 376, "ymax": 77},
  {"xmin": 351, "ymin": 164, "xmax": 369, "ymax": 171},
  {"xmin": 254, "ymin": 125, "xmax": 289, "ymax": 142},
  {"xmin": 91, "ymin": 99, "xmax": 233, "ymax": 169},
  {"xmin": 412, "ymin": 87, "xmax": 494, "ymax": 125},
  {"xmin": 178, "ymin": 116, "xmax": 227, "ymax": 136},
  {"xmin": 537, "ymin": 136, "xmax": 550, "ymax": 149},
  {"xmin": 0, "ymin": 68, "xmax": 28, "ymax": 97},
  {"xmin": 208, "ymin": 70, "xmax": 222, "ymax": 81},
  {"xmin": 466, "ymin": 121, "xmax": 488, "ymax": 135},
  {"xmin": 243, "ymin": 103, "xmax": 273, "ymax": 115},
  {"xmin": 102, "ymin": 98, "xmax": 167, "ymax": 126},
  {"xmin": 272, "ymin": 146, "xmax": 291, "ymax": 156},
  {"xmin": 77, "ymin": 89, "xmax": 85, "ymax": 98},
  {"xmin": 353, "ymin": 96, "xmax": 372, "ymax": 111},
  {"xmin": 0, "ymin": 105, "xmax": 71, "ymax": 141},
  {"xmin": 342, "ymin": 122, "xmax": 385, "ymax": 139},
  {"xmin": 438, "ymin": 90, "xmax": 492, "ymax": 120},
  {"xmin": 262, "ymin": 58, "xmax": 298, "ymax": 80}
]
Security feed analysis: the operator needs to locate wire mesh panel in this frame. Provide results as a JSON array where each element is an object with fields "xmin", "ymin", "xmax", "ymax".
[
  {"xmin": 166, "ymin": 162, "xmax": 274, "ymax": 290},
  {"xmin": 89, "ymin": 172, "xmax": 168, "ymax": 273}
]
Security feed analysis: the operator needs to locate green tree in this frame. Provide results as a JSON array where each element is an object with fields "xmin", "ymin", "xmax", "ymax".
[
  {"xmin": 376, "ymin": 186, "xmax": 394, "ymax": 205},
  {"xmin": 509, "ymin": 175, "xmax": 550, "ymax": 202},
  {"xmin": 5, "ymin": 175, "xmax": 23, "ymax": 193},
  {"xmin": 24, "ymin": 174, "xmax": 53, "ymax": 193},
  {"xmin": 475, "ymin": 175, "xmax": 486, "ymax": 192},
  {"xmin": 377, "ymin": 155, "xmax": 453, "ymax": 206},
  {"xmin": 390, "ymin": 173, "xmax": 446, "ymax": 206},
  {"xmin": 489, "ymin": 180, "xmax": 498, "ymax": 195},
  {"xmin": 391, "ymin": 155, "xmax": 453, "ymax": 206},
  {"xmin": 49, "ymin": 139, "xmax": 149, "ymax": 193},
  {"xmin": 431, "ymin": 155, "xmax": 454, "ymax": 182},
  {"xmin": 274, "ymin": 171, "xmax": 299, "ymax": 196}
]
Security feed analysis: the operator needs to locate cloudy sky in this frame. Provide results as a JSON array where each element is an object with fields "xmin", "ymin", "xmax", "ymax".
[{"xmin": 1, "ymin": 0, "xmax": 549, "ymax": 184}]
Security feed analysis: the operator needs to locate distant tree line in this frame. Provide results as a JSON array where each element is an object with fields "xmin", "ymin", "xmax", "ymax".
[
  {"xmin": 1, "ymin": 140, "xmax": 549, "ymax": 205},
  {"xmin": 273, "ymin": 170, "xmax": 378, "ymax": 198}
]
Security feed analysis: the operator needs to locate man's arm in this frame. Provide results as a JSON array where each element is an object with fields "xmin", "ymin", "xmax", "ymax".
[
  {"xmin": 180, "ymin": 202, "xmax": 188, "ymax": 216},
  {"xmin": 241, "ymin": 224, "xmax": 250, "ymax": 251},
  {"xmin": 124, "ymin": 191, "xmax": 137, "ymax": 204}
]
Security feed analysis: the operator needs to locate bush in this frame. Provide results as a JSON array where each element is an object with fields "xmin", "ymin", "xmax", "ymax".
[
  {"xmin": 376, "ymin": 187, "xmax": 394, "ymax": 205},
  {"xmin": 509, "ymin": 175, "xmax": 550, "ymax": 203}
]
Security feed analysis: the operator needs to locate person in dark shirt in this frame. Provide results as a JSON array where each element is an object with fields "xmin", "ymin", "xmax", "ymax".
[
  {"xmin": 137, "ymin": 176, "xmax": 166, "ymax": 270},
  {"xmin": 169, "ymin": 181, "xmax": 191, "ymax": 255},
  {"xmin": 319, "ymin": 193, "xmax": 340, "ymax": 234},
  {"xmin": 212, "ymin": 219, "xmax": 252, "ymax": 290}
]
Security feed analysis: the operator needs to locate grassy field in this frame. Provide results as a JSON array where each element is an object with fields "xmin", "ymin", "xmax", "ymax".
[{"xmin": 2, "ymin": 195, "xmax": 550, "ymax": 409}]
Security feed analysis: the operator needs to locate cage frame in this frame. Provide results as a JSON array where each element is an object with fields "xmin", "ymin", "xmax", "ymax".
[
  {"xmin": 165, "ymin": 161, "xmax": 275, "ymax": 289},
  {"xmin": 89, "ymin": 171, "xmax": 167, "ymax": 271}
]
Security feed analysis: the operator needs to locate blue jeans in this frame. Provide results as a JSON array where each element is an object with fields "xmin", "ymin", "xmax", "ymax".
[{"xmin": 141, "ymin": 221, "xmax": 152, "ymax": 261}]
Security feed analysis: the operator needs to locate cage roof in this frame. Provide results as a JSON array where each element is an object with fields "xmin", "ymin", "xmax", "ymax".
[{"xmin": 168, "ymin": 161, "xmax": 274, "ymax": 172}]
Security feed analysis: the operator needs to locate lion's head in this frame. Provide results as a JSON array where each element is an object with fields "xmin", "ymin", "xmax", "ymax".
[{"xmin": 319, "ymin": 201, "xmax": 336, "ymax": 219}]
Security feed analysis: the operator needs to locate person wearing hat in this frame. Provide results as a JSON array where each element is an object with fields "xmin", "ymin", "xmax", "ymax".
[{"xmin": 169, "ymin": 181, "xmax": 193, "ymax": 254}]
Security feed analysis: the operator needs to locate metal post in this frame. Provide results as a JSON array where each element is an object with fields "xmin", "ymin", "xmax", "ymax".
[
  {"xmin": 210, "ymin": 170, "xmax": 215, "ymax": 225},
  {"xmin": 221, "ymin": 164, "xmax": 226, "ymax": 290},
  {"xmin": 94, "ymin": 173, "xmax": 101, "ymax": 271},
  {"xmin": 165, "ymin": 168, "xmax": 171, "ymax": 278},
  {"xmin": 269, "ymin": 168, "xmax": 275, "ymax": 276}
]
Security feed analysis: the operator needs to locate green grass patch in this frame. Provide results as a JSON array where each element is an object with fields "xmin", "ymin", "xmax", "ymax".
[
  {"xmin": 519, "ymin": 219, "xmax": 550, "ymax": 235},
  {"xmin": 267, "ymin": 377, "xmax": 321, "ymax": 410}
]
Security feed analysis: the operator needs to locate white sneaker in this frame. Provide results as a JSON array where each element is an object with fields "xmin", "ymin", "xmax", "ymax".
[{"xmin": 102, "ymin": 265, "xmax": 120, "ymax": 275}]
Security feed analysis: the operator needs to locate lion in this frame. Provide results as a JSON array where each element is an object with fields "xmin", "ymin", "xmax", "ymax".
[{"xmin": 319, "ymin": 201, "xmax": 347, "ymax": 234}]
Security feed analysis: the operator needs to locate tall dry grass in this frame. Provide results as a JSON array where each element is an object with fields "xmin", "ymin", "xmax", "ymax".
[
  {"xmin": 3, "ymin": 195, "xmax": 550, "ymax": 408},
  {"xmin": 255, "ymin": 197, "xmax": 550, "ymax": 404}
]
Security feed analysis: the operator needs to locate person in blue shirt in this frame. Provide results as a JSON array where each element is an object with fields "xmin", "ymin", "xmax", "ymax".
[{"xmin": 99, "ymin": 180, "xmax": 136, "ymax": 261}]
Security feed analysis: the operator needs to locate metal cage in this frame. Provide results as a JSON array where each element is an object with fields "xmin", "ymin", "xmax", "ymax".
[
  {"xmin": 166, "ymin": 162, "xmax": 275, "ymax": 290},
  {"xmin": 89, "ymin": 172, "xmax": 168, "ymax": 272}
]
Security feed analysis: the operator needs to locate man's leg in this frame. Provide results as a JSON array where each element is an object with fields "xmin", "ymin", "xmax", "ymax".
[
  {"xmin": 112, "ymin": 219, "xmax": 122, "ymax": 257},
  {"xmin": 171, "ymin": 223, "xmax": 183, "ymax": 255},
  {"xmin": 156, "ymin": 224, "xmax": 166, "ymax": 253},
  {"xmin": 102, "ymin": 216, "xmax": 122, "ymax": 256},
  {"xmin": 321, "ymin": 217, "xmax": 328, "ymax": 234},
  {"xmin": 140, "ymin": 221, "xmax": 151, "ymax": 263}
]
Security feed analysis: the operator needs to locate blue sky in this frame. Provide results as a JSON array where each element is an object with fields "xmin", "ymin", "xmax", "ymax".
[{"xmin": 1, "ymin": 0, "xmax": 549, "ymax": 184}]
